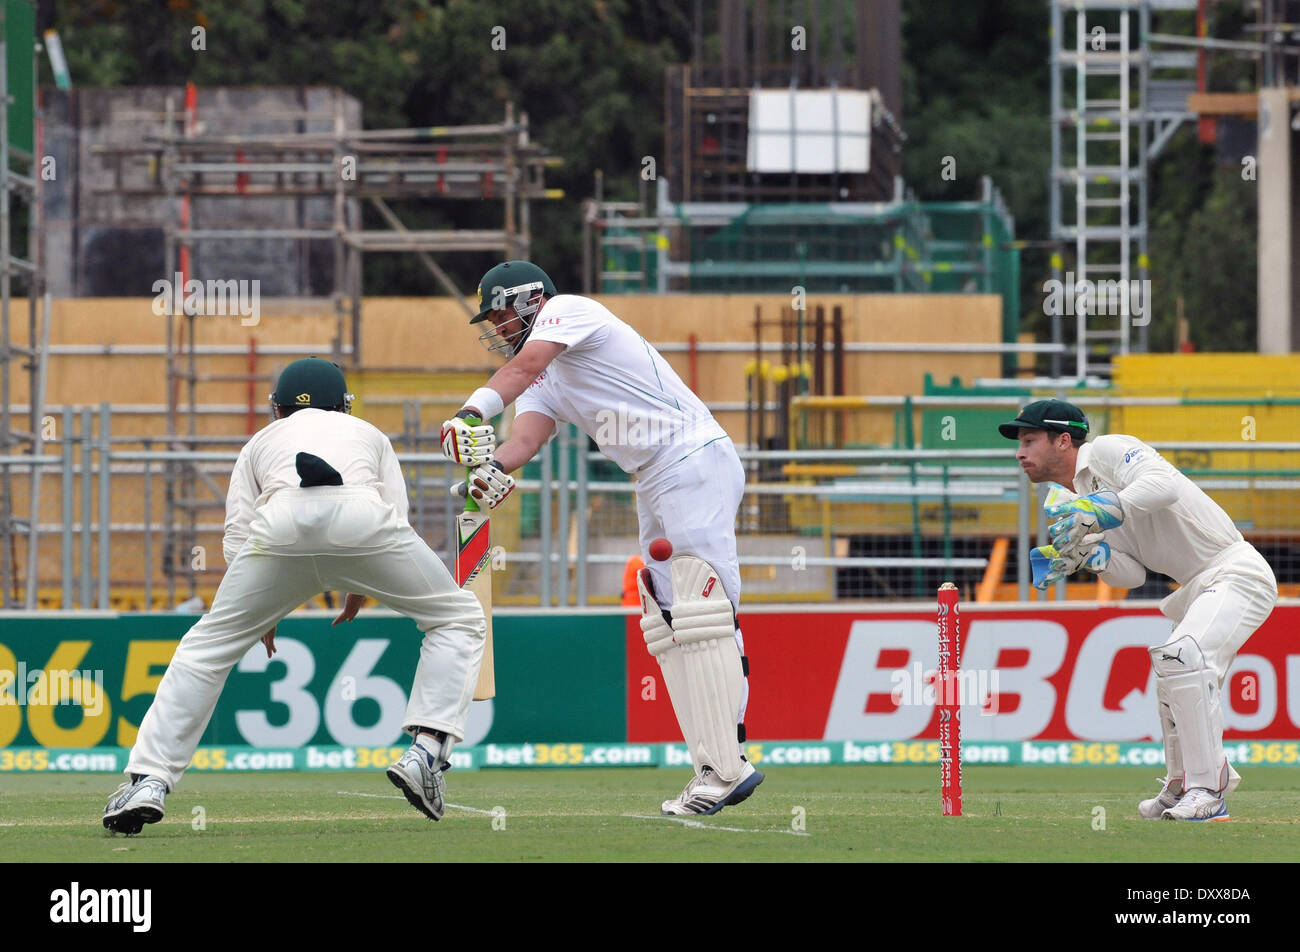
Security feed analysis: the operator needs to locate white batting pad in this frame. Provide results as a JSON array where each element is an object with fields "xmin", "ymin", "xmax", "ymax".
[
  {"xmin": 638, "ymin": 568, "xmax": 701, "ymax": 769},
  {"xmin": 1149, "ymin": 635, "xmax": 1231, "ymax": 794},
  {"xmin": 666, "ymin": 556, "xmax": 745, "ymax": 781}
]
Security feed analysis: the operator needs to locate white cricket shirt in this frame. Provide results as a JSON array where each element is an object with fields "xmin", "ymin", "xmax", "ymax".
[
  {"xmin": 514, "ymin": 294, "xmax": 728, "ymax": 477},
  {"xmin": 1072, "ymin": 434, "xmax": 1255, "ymax": 588},
  {"xmin": 223, "ymin": 408, "xmax": 409, "ymax": 563}
]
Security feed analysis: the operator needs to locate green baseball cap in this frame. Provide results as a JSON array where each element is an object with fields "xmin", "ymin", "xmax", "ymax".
[{"xmin": 998, "ymin": 399, "xmax": 1090, "ymax": 440}]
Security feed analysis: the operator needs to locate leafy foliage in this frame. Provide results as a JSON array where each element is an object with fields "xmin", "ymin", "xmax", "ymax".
[{"xmin": 46, "ymin": 0, "xmax": 1253, "ymax": 351}]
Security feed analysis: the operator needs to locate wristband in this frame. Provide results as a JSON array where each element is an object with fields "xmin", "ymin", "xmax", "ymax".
[{"xmin": 465, "ymin": 386, "xmax": 504, "ymax": 422}]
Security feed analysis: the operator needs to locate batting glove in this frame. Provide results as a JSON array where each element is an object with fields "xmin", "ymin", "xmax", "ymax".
[
  {"xmin": 441, "ymin": 410, "xmax": 496, "ymax": 467},
  {"xmin": 451, "ymin": 461, "xmax": 515, "ymax": 511}
]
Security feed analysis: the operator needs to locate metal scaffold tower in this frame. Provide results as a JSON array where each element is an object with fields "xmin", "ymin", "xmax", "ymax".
[
  {"xmin": 95, "ymin": 97, "xmax": 559, "ymax": 606},
  {"xmin": 0, "ymin": 1, "xmax": 44, "ymax": 609},
  {"xmin": 1050, "ymin": 0, "xmax": 1201, "ymax": 380}
]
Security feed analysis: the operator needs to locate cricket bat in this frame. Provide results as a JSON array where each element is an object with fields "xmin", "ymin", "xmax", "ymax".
[{"xmin": 456, "ymin": 419, "xmax": 495, "ymax": 700}]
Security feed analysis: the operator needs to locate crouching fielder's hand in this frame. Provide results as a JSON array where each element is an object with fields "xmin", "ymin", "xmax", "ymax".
[
  {"xmin": 1077, "ymin": 534, "xmax": 1111, "ymax": 575},
  {"xmin": 1031, "ymin": 534, "xmax": 1111, "ymax": 589},
  {"xmin": 441, "ymin": 410, "xmax": 496, "ymax": 467},
  {"xmin": 452, "ymin": 460, "xmax": 515, "ymax": 510}
]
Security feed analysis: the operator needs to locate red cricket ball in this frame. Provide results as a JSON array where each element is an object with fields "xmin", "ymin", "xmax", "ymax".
[{"xmin": 648, "ymin": 537, "xmax": 673, "ymax": 561}]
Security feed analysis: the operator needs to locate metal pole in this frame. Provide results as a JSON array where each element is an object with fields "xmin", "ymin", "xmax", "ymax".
[
  {"xmin": 539, "ymin": 439, "xmax": 552, "ymax": 607},
  {"xmin": 25, "ymin": 294, "xmax": 52, "ymax": 609},
  {"xmin": 98, "ymin": 403, "xmax": 110, "ymax": 609},
  {"xmin": 0, "ymin": 39, "xmax": 10, "ymax": 607},
  {"xmin": 81, "ymin": 407, "xmax": 92, "ymax": 608},
  {"xmin": 1017, "ymin": 470, "xmax": 1030, "ymax": 602},
  {"xmin": 576, "ymin": 434, "xmax": 589, "ymax": 606},
  {"xmin": 61, "ymin": 407, "xmax": 73, "ymax": 609},
  {"xmin": 144, "ymin": 439, "xmax": 153, "ymax": 611},
  {"xmin": 557, "ymin": 424, "xmax": 570, "ymax": 606}
]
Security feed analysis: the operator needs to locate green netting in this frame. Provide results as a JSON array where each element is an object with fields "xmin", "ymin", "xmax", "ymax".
[
  {"xmin": 669, "ymin": 198, "xmax": 1021, "ymax": 374},
  {"xmin": 2, "ymin": 0, "xmax": 34, "ymax": 154},
  {"xmin": 600, "ymin": 225, "xmax": 660, "ymax": 293}
]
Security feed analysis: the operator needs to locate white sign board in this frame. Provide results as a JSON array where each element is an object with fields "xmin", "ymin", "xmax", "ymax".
[{"xmin": 747, "ymin": 89, "xmax": 872, "ymax": 174}]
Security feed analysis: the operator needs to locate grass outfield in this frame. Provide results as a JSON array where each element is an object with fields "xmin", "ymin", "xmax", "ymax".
[{"xmin": 3, "ymin": 765, "xmax": 1298, "ymax": 862}]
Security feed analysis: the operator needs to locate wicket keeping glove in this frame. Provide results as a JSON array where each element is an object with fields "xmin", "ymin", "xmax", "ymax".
[
  {"xmin": 441, "ymin": 409, "xmax": 496, "ymax": 467},
  {"xmin": 1030, "ymin": 544, "xmax": 1088, "ymax": 589},
  {"xmin": 1077, "ymin": 535, "xmax": 1111, "ymax": 575},
  {"xmin": 451, "ymin": 460, "xmax": 515, "ymax": 511},
  {"xmin": 1045, "ymin": 484, "xmax": 1123, "ymax": 555},
  {"xmin": 1031, "ymin": 536, "xmax": 1110, "ymax": 589}
]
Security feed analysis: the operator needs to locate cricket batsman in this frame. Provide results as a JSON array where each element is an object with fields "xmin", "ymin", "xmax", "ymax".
[
  {"xmin": 1000, "ymin": 399, "xmax": 1278, "ymax": 821},
  {"xmin": 103, "ymin": 358, "xmax": 487, "ymax": 833},
  {"xmin": 440, "ymin": 260, "xmax": 763, "ymax": 816}
]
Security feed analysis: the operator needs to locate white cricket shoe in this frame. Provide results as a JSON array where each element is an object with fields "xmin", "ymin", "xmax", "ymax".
[
  {"xmin": 102, "ymin": 775, "xmax": 168, "ymax": 835},
  {"xmin": 387, "ymin": 733, "xmax": 450, "ymax": 821},
  {"xmin": 1162, "ymin": 787, "xmax": 1229, "ymax": 822},
  {"xmin": 1137, "ymin": 776, "xmax": 1182, "ymax": 819},
  {"xmin": 661, "ymin": 761, "xmax": 764, "ymax": 816}
]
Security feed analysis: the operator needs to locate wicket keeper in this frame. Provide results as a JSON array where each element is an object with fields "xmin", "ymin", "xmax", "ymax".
[{"xmin": 1001, "ymin": 399, "xmax": 1278, "ymax": 821}]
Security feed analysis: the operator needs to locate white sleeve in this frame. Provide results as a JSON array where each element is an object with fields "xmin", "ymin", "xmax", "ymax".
[
  {"xmin": 1098, "ymin": 547, "xmax": 1147, "ymax": 589},
  {"xmin": 1091, "ymin": 437, "xmax": 1181, "ymax": 516},
  {"xmin": 525, "ymin": 295, "xmax": 610, "ymax": 352},
  {"xmin": 223, "ymin": 444, "xmax": 258, "ymax": 565},
  {"xmin": 515, "ymin": 374, "xmax": 561, "ymax": 438},
  {"xmin": 377, "ymin": 435, "xmax": 410, "ymax": 523}
]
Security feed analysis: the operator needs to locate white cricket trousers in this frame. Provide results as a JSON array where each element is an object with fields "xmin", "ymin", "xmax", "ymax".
[
  {"xmin": 127, "ymin": 490, "xmax": 486, "ymax": 791},
  {"xmin": 636, "ymin": 437, "xmax": 746, "ymax": 614},
  {"xmin": 1160, "ymin": 541, "xmax": 1278, "ymax": 681},
  {"xmin": 635, "ymin": 437, "xmax": 749, "ymax": 734}
]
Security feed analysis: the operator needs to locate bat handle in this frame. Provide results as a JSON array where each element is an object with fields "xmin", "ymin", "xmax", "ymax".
[{"xmin": 463, "ymin": 413, "xmax": 482, "ymax": 514}]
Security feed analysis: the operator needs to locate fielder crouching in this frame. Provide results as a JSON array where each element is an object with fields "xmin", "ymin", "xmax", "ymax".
[
  {"xmin": 1001, "ymin": 399, "xmax": 1278, "ymax": 821},
  {"xmin": 103, "ymin": 358, "xmax": 486, "ymax": 834},
  {"xmin": 441, "ymin": 260, "xmax": 762, "ymax": 816}
]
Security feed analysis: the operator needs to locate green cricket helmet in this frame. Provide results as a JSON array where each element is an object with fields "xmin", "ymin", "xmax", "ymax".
[
  {"xmin": 270, "ymin": 357, "xmax": 354, "ymax": 416},
  {"xmin": 472, "ymin": 260, "xmax": 556, "ymax": 356}
]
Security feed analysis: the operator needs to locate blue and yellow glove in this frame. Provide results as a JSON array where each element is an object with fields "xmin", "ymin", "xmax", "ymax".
[
  {"xmin": 1079, "ymin": 538, "xmax": 1110, "ymax": 575},
  {"xmin": 1045, "ymin": 484, "xmax": 1124, "ymax": 552},
  {"xmin": 1030, "ymin": 545, "xmax": 1071, "ymax": 589},
  {"xmin": 1031, "ymin": 537, "xmax": 1111, "ymax": 589}
]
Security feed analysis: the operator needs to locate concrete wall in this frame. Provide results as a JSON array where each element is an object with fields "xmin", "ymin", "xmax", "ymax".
[{"xmin": 41, "ymin": 86, "xmax": 361, "ymax": 298}]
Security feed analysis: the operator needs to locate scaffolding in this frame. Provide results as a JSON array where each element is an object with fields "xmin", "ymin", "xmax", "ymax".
[
  {"xmin": 666, "ymin": 0, "xmax": 904, "ymax": 205},
  {"xmin": 0, "ymin": 1, "xmax": 45, "ymax": 609},
  {"xmin": 91, "ymin": 95, "xmax": 559, "ymax": 606},
  {"xmin": 1050, "ymin": 0, "xmax": 1207, "ymax": 379},
  {"xmin": 584, "ymin": 175, "xmax": 1021, "ymax": 373}
]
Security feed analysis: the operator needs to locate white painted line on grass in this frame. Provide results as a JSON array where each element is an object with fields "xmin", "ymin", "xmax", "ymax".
[
  {"xmin": 335, "ymin": 789, "xmax": 495, "ymax": 815},
  {"xmin": 623, "ymin": 813, "xmax": 811, "ymax": 836}
]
